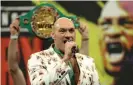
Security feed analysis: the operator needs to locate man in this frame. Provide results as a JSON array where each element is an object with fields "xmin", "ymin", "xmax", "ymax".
[
  {"xmin": 28, "ymin": 17, "xmax": 99, "ymax": 85},
  {"xmin": 98, "ymin": 1, "xmax": 133, "ymax": 85},
  {"xmin": 8, "ymin": 15, "xmax": 89, "ymax": 85}
]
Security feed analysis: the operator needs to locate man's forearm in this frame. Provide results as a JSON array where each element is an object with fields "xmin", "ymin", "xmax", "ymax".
[
  {"xmin": 10, "ymin": 68, "xmax": 26, "ymax": 85},
  {"xmin": 8, "ymin": 39, "xmax": 26, "ymax": 85},
  {"xmin": 8, "ymin": 39, "xmax": 19, "ymax": 71},
  {"xmin": 80, "ymin": 39, "xmax": 89, "ymax": 55}
]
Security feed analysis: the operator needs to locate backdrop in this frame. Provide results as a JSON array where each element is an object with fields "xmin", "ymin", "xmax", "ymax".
[{"xmin": 1, "ymin": 1, "xmax": 128, "ymax": 85}]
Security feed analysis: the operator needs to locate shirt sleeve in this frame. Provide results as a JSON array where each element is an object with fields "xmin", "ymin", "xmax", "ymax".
[{"xmin": 27, "ymin": 54, "xmax": 68, "ymax": 85}]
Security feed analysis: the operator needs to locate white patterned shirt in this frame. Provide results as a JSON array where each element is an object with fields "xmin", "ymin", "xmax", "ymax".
[{"xmin": 28, "ymin": 47, "xmax": 100, "ymax": 85}]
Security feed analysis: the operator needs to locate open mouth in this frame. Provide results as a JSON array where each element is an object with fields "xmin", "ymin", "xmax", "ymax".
[
  {"xmin": 107, "ymin": 42, "xmax": 123, "ymax": 54},
  {"xmin": 106, "ymin": 42, "xmax": 125, "ymax": 64},
  {"xmin": 63, "ymin": 39, "xmax": 73, "ymax": 44}
]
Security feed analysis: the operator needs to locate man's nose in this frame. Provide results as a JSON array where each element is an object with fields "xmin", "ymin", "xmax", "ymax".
[
  {"xmin": 104, "ymin": 25, "xmax": 123, "ymax": 38},
  {"xmin": 65, "ymin": 31, "xmax": 72, "ymax": 37}
]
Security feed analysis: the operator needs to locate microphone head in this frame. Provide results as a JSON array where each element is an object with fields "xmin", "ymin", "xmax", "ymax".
[{"xmin": 71, "ymin": 46, "xmax": 79, "ymax": 53}]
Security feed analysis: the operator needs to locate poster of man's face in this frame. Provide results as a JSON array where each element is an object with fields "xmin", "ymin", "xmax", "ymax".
[{"xmin": 98, "ymin": 1, "xmax": 133, "ymax": 77}]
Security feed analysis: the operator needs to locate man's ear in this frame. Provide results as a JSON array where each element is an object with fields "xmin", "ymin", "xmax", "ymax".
[{"xmin": 51, "ymin": 32, "xmax": 55, "ymax": 39}]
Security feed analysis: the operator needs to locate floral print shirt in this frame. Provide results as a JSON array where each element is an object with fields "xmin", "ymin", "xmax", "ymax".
[{"xmin": 28, "ymin": 47, "xmax": 100, "ymax": 85}]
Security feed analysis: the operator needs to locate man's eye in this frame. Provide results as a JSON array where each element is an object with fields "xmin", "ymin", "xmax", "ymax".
[
  {"xmin": 100, "ymin": 21, "xmax": 111, "ymax": 30},
  {"xmin": 100, "ymin": 19, "xmax": 112, "ymax": 26},
  {"xmin": 119, "ymin": 18, "xmax": 133, "ymax": 26},
  {"xmin": 59, "ymin": 29, "xmax": 66, "ymax": 32},
  {"xmin": 69, "ymin": 29, "xmax": 74, "ymax": 33}
]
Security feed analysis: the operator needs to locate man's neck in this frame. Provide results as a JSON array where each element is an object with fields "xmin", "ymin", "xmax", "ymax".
[{"xmin": 53, "ymin": 45, "xmax": 64, "ymax": 56}]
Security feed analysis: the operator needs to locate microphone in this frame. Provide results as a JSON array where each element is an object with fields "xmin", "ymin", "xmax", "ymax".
[
  {"xmin": 71, "ymin": 46, "xmax": 79, "ymax": 58},
  {"xmin": 71, "ymin": 46, "xmax": 78, "ymax": 53},
  {"xmin": 67, "ymin": 40, "xmax": 79, "ymax": 57}
]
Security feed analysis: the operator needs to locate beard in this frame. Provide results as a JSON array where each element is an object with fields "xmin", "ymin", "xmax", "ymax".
[
  {"xmin": 105, "ymin": 46, "xmax": 133, "ymax": 85},
  {"xmin": 119, "ymin": 46, "xmax": 133, "ymax": 74},
  {"xmin": 114, "ymin": 48, "xmax": 133, "ymax": 85},
  {"xmin": 105, "ymin": 46, "xmax": 133, "ymax": 74}
]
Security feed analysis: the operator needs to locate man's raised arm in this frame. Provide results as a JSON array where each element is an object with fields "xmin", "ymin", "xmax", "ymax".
[{"xmin": 8, "ymin": 19, "xmax": 26, "ymax": 85}]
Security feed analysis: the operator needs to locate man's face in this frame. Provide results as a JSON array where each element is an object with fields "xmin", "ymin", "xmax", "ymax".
[
  {"xmin": 52, "ymin": 18, "xmax": 76, "ymax": 52},
  {"xmin": 98, "ymin": 2, "xmax": 133, "ymax": 75}
]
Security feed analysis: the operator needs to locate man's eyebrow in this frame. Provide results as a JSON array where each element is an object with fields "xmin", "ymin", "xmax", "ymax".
[
  {"xmin": 70, "ymin": 28, "xmax": 75, "ymax": 29},
  {"xmin": 60, "ymin": 28, "xmax": 65, "ymax": 29},
  {"xmin": 59, "ymin": 28, "xmax": 74, "ymax": 29},
  {"xmin": 59, "ymin": 28, "xmax": 66, "ymax": 30}
]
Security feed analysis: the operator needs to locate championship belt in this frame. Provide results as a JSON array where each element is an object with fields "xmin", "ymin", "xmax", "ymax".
[{"xmin": 19, "ymin": 3, "xmax": 80, "ymax": 39}]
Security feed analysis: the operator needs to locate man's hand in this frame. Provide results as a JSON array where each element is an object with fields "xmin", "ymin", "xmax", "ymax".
[
  {"xmin": 63, "ymin": 41, "xmax": 77, "ymax": 62},
  {"xmin": 78, "ymin": 20, "xmax": 89, "ymax": 40},
  {"xmin": 10, "ymin": 18, "xmax": 20, "ymax": 36}
]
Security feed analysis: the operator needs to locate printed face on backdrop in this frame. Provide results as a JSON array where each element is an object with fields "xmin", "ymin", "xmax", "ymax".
[{"xmin": 98, "ymin": 1, "xmax": 133, "ymax": 75}]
